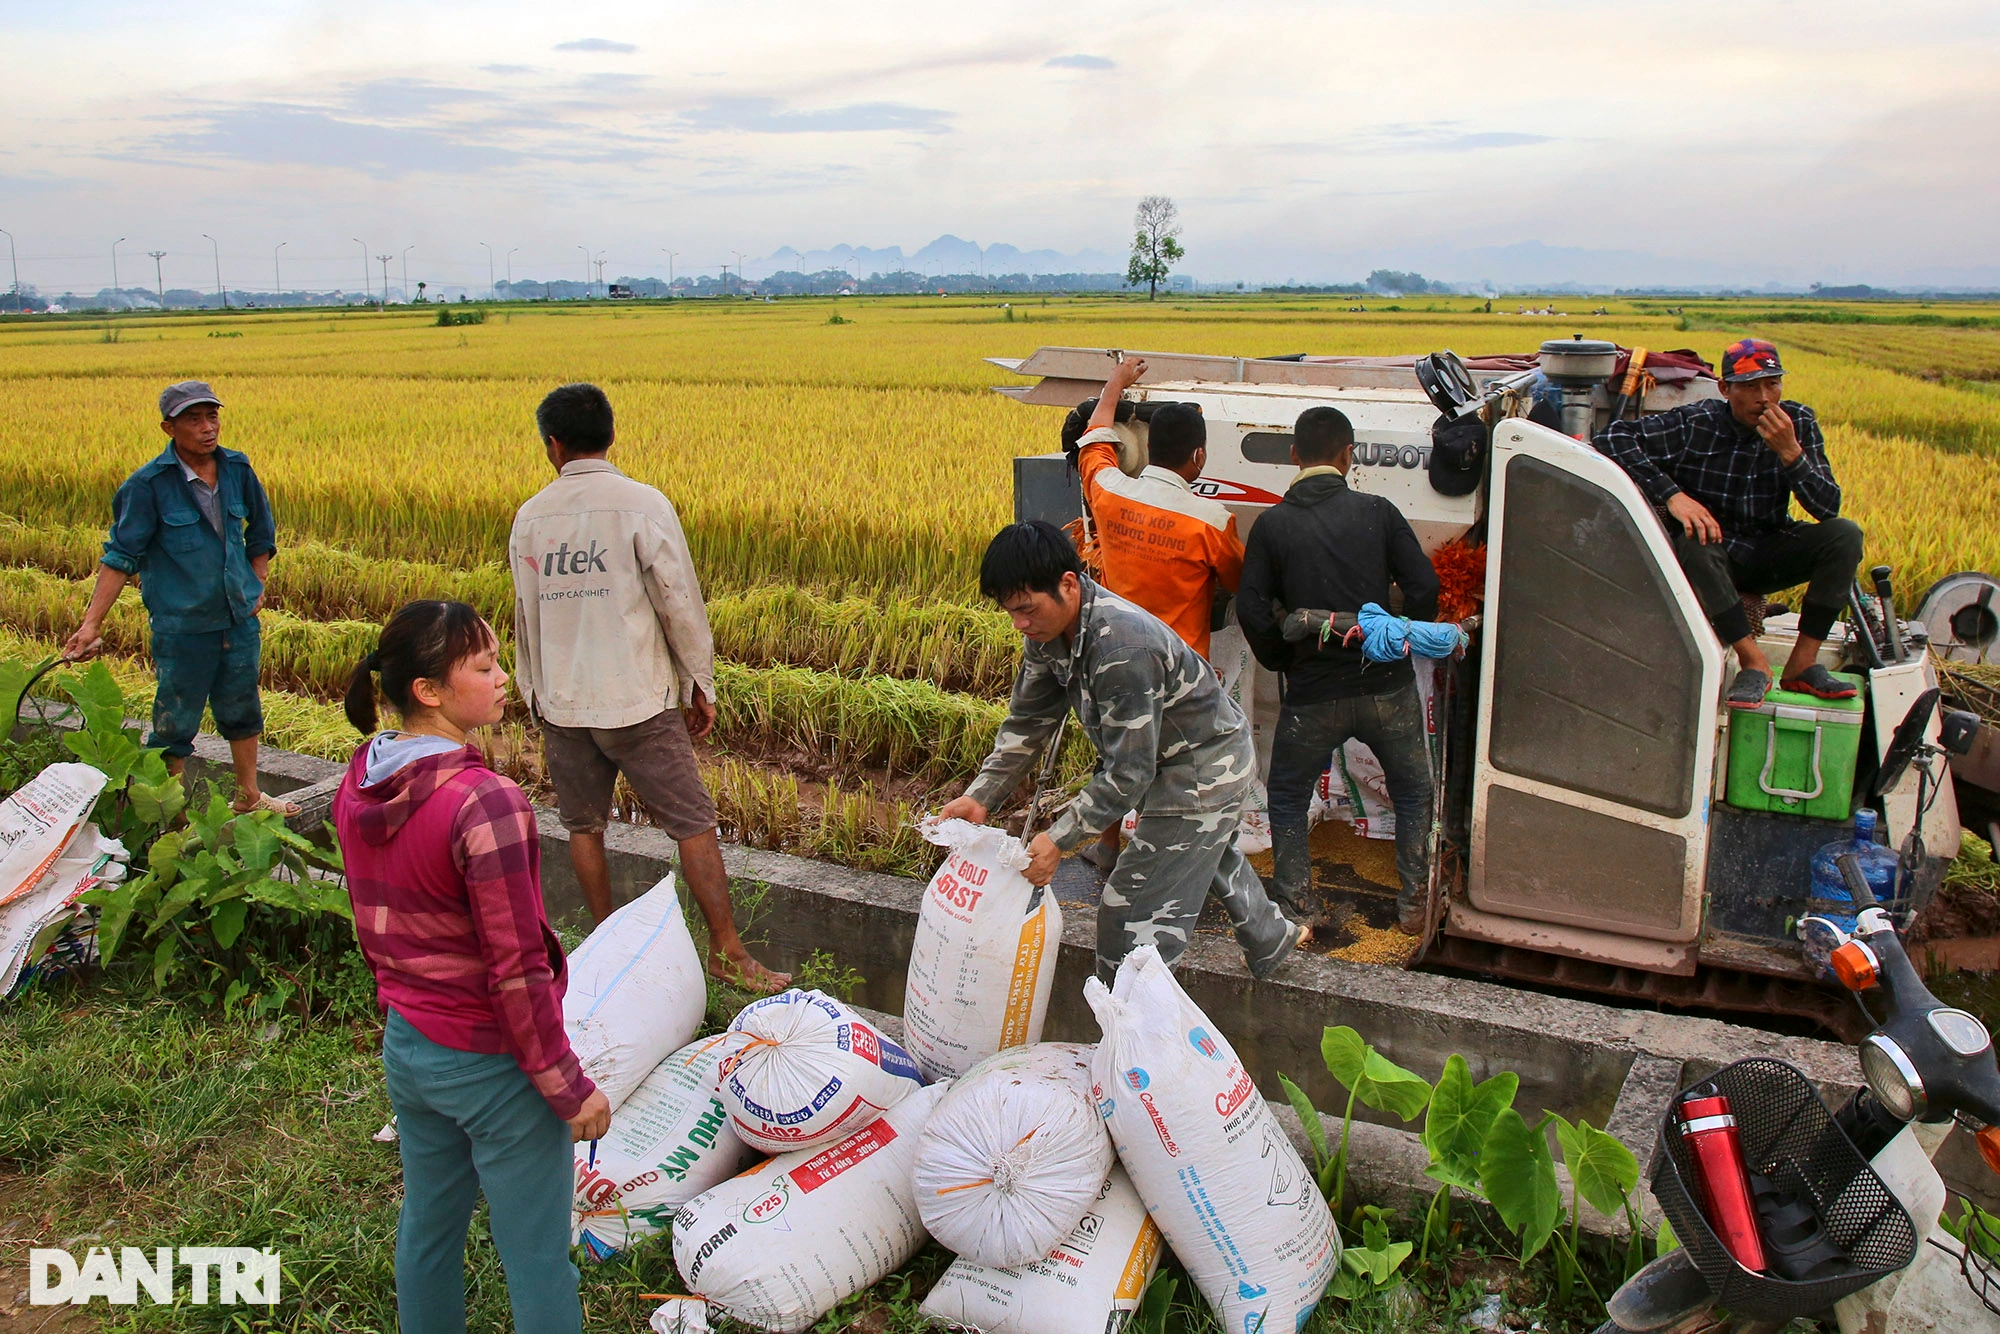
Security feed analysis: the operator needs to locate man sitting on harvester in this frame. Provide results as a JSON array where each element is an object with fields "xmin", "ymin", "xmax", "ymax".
[
  {"xmin": 938, "ymin": 520, "xmax": 1308, "ymax": 983},
  {"xmin": 1064, "ymin": 354, "xmax": 1246, "ymax": 869},
  {"xmin": 1595, "ymin": 338, "xmax": 1863, "ymax": 707}
]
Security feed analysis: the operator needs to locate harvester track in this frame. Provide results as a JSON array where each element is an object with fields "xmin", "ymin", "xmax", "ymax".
[{"xmin": 1421, "ymin": 933, "xmax": 1870, "ymax": 1041}]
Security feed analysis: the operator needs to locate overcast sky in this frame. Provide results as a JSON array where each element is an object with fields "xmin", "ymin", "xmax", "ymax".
[{"xmin": 5, "ymin": 0, "xmax": 1997, "ymax": 293}]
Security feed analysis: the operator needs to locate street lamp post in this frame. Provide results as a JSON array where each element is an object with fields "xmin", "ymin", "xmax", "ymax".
[
  {"xmin": 577, "ymin": 244, "xmax": 591, "ymax": 296},
  {"xmin": 401, "ymin": 245, "xmax": 415, "ymax": 302},
  {"xmin": 479, "ymin": 241, "xmax": 494, "ymax": 296},
  {"xmin": 147, "ymin": 250, "xmax": 167, "ymax": 308},
  {"xmin": 352, "ymin": 238, "xmax": 370, "ymax": 305},
  {"xmin": 0, "ymin": 228, "xmax": 17, "ymax": 312},
  {"xmin": 274, "ymin": 241, "xmax": 287, "ymax": 303},
  {"xmin": 731, "ymin": 250, "xmax": 748, "ymax": 297},
  {"xmin": 661, "ymin": 249, "xmax": 678, "ymax": 293},
  {"xmin": 112, "ymin": 237, "xmax": 126, "ymax": 306},
  {"xmin": 201, "ymin": 233, "xmax": 226, "ymax": 309}
]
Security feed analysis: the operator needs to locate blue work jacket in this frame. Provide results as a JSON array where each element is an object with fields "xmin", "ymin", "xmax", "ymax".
[{"xmin": 101, "ymin": 445, "xmax": 276, "ymax": 635}]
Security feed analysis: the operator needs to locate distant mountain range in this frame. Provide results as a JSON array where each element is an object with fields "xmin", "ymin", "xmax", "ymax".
[{"xmin": 744, "ymin": 235, "xmax": 1124, "ymax": 280}]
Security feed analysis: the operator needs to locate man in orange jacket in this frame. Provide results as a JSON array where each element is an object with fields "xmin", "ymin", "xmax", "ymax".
[{"xmin": 1068, "ymin": 355, "xmax": 1246, "ymax": 867}]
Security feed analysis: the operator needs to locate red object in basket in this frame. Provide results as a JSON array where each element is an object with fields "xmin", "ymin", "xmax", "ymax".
[{"xmin": 1678, "ymin": 1094, "xmax": 1768, "ymax": 1272}]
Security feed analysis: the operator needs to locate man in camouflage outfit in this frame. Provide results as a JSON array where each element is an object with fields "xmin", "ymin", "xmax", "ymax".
[{"xmin": 941, "ymin": 521, "xmax": 1309, "ymax": 983}]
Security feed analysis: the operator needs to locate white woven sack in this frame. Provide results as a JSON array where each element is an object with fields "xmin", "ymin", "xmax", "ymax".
[
  {"xmin": 1086, "ymin": 946, "xmax": 1338, "ymax": 1334},
  {"xmin": 903, "ymin": 818, "xmax": 1060, "ymax": 1081},
  {"xmin": 572, "ymin": 1033, "xmax": 759, "ymax": 1259},
  {"xmin": 720, "ymin": 988, "xmax": 926, "ymax": 1153},
  {"xmin": 672, "ymin": 1080, "xmax": 948, "ymax": 1333},
  {"xmin": 0, "ymin": 763, "xmax": 104, "ymax": 911},
  {"xmin": 562, "ymin": 873, "xmax": 707, "ymax": 1112},
  {"xmin": 919, "ymin": 1164, "xmax": 1163, "ymax": 1334},
  {"xmin": 913, "ymin": 1042, "xmax": 1112, "ymax": 1269}
]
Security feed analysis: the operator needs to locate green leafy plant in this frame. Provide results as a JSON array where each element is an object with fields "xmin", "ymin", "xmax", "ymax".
[
  {"xmin": 1330, "ymin": 1204, "xmax": 1415, "ymax": 1299},
  {"xmin": 0, "ymin": 655, "xmax": 354, "ymax": 1013},
  {"xmin": 80, "ymin": 788, "xmax": 348, "ymax": 1010}
]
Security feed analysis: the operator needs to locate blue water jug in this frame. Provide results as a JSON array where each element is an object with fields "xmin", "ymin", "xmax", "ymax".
[{"xmin": 1807, "ymin": 808, "xmax": 1900, "ymax": 931}]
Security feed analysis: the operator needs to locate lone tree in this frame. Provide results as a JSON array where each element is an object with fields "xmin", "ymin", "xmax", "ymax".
[{"xmin": 1126, "ymin": 195, "xmax": 1184, "ymax": 300}]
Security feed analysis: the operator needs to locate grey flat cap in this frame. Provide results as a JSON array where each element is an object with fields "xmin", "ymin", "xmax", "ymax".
[{"xmin": 159, "ymin": 380, "xmax": 223, "ymax": 419}]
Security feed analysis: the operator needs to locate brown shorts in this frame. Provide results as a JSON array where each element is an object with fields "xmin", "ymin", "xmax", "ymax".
[{"xmin": 540, "ymin": 707, "xmax": 717, "ymax": 840}]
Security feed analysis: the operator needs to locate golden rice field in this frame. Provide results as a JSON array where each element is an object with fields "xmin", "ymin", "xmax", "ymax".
[{"xmin": 3, "ymin": 294, "xmax": 1997, "ymax": 870}]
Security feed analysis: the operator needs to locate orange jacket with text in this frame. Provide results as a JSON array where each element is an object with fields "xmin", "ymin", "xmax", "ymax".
[{"xmin": 1075, "ymin": 426, "xmax": 1244, "ymax": 659}]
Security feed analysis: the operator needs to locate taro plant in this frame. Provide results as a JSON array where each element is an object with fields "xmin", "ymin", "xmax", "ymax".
[
  {"xmin": 1282, "ymin": 1024, "xmax": 1648, "ymax": 1314},
  {"xmin": 4, "ymin": 655, "xmax": 354, "ymax": 1014}
]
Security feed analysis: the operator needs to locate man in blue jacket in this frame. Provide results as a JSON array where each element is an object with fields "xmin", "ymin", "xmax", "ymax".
[{"xmin": 63, "ymin": 381, "xmax": 297, "ymax": 814}]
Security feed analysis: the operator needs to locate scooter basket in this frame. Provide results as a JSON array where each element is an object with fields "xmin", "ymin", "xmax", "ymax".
[{"xmin": 1653, "ymin": 1058, "xmax": 1918, "ymax": 1320}]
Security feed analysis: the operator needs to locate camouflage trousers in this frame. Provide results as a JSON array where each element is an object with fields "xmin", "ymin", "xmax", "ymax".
[{"xmin": 1097, "ymin": 798, "xmax": 1297, "ymax": 984}]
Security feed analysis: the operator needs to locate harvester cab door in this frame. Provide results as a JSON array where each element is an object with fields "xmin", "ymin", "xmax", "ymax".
[{"xmin": 1455, "ymin": 419, "xmax": 1727, "ymax": 974}]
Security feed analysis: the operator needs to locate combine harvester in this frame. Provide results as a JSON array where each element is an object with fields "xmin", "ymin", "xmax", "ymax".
[{"xmin": 994, "ymin": 342, "xmax": 1999, "ymax": 1035}]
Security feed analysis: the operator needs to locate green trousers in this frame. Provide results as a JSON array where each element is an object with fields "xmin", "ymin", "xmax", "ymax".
[{"xmin": 381, "ymin": 1008, "xmax": 580, "ymax": 1334}]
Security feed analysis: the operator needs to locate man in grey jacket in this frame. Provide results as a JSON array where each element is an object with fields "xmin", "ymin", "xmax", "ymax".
[
  {"xmin": 940, "ymin": 521, "xmax": 1308, "ymax": 983},
  {"xmin": 510, "ymin": 382, "xmax": 786, "ymax": 992}
]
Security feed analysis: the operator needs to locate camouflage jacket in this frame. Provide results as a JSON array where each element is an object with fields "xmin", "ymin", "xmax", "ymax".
[{"xmin": 965, "ymin": 576, "xmax": 1257, "ymax": 850}]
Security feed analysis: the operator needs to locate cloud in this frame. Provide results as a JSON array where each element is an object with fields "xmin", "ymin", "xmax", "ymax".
[
  {"xmin": 555, "ymin": 38, "xmax": 637, "ymax": 54},
  {"xmin": 343, "ymin": 78, "xmax": 497, "ymax": 119},
  {"xmin": 143, "ymin": 104, "xmax": 523, "ymax": 177},
  {"xmin": 1045, "ymin": 54, "xmax": 1115, "ymax": 70},
  {"xmin": 678, "ymin": 98, "xmax": 951, "ymax": 134},
  {"xmin": 480, "ymin": 64, "xmax": 538, "ymax": 76}
]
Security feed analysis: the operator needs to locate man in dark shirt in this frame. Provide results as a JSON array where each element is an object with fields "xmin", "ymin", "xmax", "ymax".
[
  {"xmin": 1239, "ymin": 407, "xmax": 1441, "ymax": 935},
  {"xmin": 1595, "ymin": 339, "xmax": 1861, "ymax": 705}
]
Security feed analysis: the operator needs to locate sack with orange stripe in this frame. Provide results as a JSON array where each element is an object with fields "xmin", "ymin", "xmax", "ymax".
[
  {"xmin": 902, "ymin": 818, "xmax": 1061, "ymax": 1082},
  {"xmin": 918, "ymin": 1164, "xmax": 1163, "ymax": 1334},
  {"xmin": 570, "ymin": 1033, "xmax": 759, "ymax": 1260},
  {"xmin": 912, "ymin": 1042, "xmax": 1112, "ymax": 1268}
]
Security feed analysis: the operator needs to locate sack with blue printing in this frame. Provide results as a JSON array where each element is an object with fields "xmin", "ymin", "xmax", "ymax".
[
  {"xmin": 562, "ymin": 873, "xmax": 706, "ymax": 1112},
  {"xmin": 1085, "ymin": 946, "xmax": 1338, "ymax": 1334},
  {"xmin": 672, "ymin": 1080, "xmax": 948, "ymax": 1333},
  {"xmin": 720, "ymin": 989, "xmax": 926, "ymax": 1153}
]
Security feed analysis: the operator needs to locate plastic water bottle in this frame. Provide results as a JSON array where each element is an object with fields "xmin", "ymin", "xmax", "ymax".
[{"xmin": 1807, "ymin": 809, "xmax": 1900, "ymax": 931}]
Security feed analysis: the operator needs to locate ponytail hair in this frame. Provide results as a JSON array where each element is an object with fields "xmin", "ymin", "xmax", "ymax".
[{"xmin": 344, "ymin": 600, "xmax": 496, "ymax": 736}]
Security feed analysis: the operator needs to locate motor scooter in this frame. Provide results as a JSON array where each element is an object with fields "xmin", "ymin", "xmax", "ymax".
[{"xmin": 1597, "ymin": 702, "xmax": 2000, "ymax": 1334}]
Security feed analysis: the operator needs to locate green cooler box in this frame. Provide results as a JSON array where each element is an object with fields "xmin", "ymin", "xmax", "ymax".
[{"xmin": 1724, "ymin": 673, "xmax": 1865, "ymax": 820}]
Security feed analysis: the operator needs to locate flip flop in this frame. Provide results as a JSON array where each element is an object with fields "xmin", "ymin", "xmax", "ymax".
[
  {"xmin": 1781, "ymin": 664, "xmax": 1859, "ymax": 701},
  {"xmin": 233, "ymin": 790, "xmax": 302, "ymax": 818},
  {"xmin": 1726, "ymin": 668, "xmax": 1772, "ymax": 710}
]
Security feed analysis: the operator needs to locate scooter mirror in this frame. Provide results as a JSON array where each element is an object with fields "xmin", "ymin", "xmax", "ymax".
[{"xmin": 1874, "ymin": 687, "xmax": 1940, "ymax": 797}]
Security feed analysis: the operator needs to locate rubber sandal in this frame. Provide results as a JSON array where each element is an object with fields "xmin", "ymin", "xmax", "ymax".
[
  {"xmin": 232, "ymin": 790, "xmax": 302, "ymax": 817},
  {"xmin": 1781, "ymin": 664, "xmax": 1859, "ymax": 701},
  {"xmin": 1726, "ymin": 668, "xmax": 1772, "ymax": 710}
]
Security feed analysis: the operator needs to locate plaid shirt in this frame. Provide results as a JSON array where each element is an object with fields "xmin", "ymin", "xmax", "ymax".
[
  {"xmin": 1594, "ymin": 398, "xmax": 1842, "ymax": 563},
  {"xmin": 335, "ymin": 744, "xmax": 594, "ymax": 1121}
]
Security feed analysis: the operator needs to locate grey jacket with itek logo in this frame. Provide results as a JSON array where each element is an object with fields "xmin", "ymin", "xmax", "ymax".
[{"xmin": 964, "ymin": 576, "xmax": 1257, "ymax": 851}]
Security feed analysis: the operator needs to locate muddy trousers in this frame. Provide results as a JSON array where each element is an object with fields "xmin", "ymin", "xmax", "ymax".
[
  {"xmin": 1098, "ymin": 799, "xmax": 1294, "ymax": 984},
  {"xmin": 1266, "ymin": 682, "xmax": 1435, "ymax": 916},
  {"xmin": 382, "ymin": 1008, "xmax": 581, "ymax": 1334}
]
